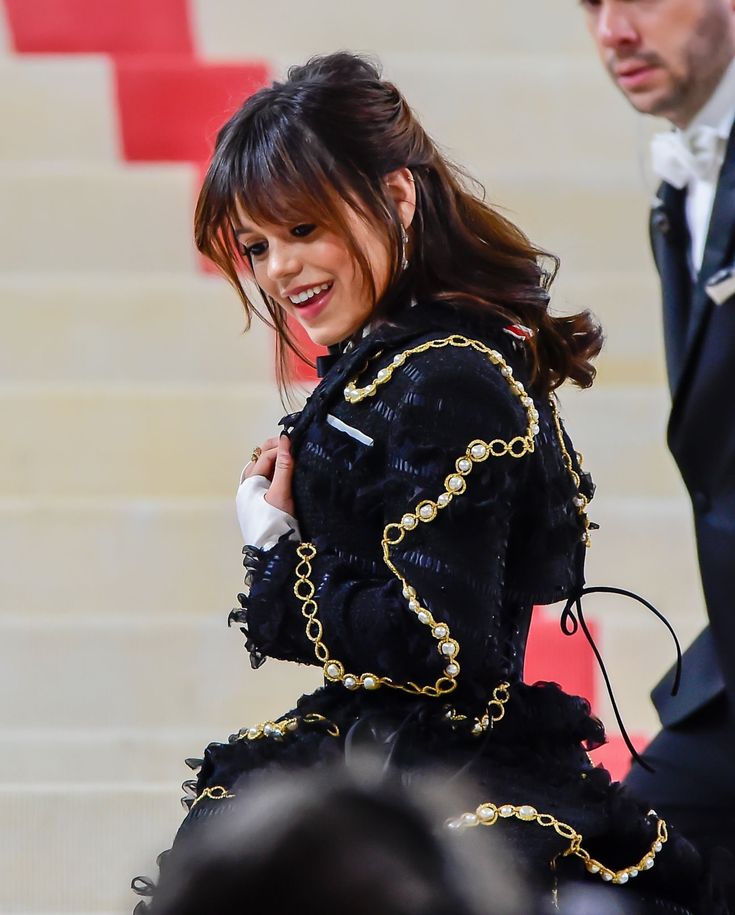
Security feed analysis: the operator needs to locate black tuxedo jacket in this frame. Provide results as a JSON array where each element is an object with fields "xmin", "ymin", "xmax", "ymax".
[{"xmin": 649, "ymin": 119, "xmax": 735, "ymax": 727}]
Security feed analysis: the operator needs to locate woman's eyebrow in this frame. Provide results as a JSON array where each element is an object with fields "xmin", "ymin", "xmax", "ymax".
[{"xmin": 233, "ymin": 225, "xmax": 254, "ymax": 239}]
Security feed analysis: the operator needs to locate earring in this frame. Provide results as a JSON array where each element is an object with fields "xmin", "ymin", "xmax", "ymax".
[{"xmin": 400, "ymin": 224, "xmax": 409, "ymax": 271}]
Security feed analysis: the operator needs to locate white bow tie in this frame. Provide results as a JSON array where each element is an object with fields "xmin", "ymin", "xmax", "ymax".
[{"xmin": 650, "ymin": 126, "xmax": 724, "ymax": 189}]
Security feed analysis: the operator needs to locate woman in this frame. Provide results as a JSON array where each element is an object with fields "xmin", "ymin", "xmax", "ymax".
[{"xmin": 135, "ymin": 53, "xmax": 725, "ymax": 913}]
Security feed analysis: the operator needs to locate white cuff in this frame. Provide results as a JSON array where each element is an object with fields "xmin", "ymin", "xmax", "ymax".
[{"xmin": 235, "ymin": 473, "xmax": 301, "ymax": 550}]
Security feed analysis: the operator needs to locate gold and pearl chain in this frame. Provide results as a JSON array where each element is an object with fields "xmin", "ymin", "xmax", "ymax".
[
  {"xmin": 549, "ymin": 396, "xmax": 594, "ymax": 548},
  {"xmin": 291, "ymin": 335, "xmax": 539, "ymax": 697},
  {"xmin": 447, "ymin": 802, "xmax": 668, "ymax": 886}
]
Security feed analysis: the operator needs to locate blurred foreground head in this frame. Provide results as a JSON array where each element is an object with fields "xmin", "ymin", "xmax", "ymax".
[{"xmin": 147, "ymin": 766, "xmax": 529, "ymax": 915}]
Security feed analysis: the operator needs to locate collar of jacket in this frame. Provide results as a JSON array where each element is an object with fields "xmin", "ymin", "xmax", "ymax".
[{"xmin": 280, "ymin": 299, "xmax": 511, "ymax": 443}]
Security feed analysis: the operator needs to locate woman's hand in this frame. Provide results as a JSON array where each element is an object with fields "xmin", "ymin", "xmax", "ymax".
[{"xmin": 244, "ymin": 434, "xmax": 296, "ymax": 517}]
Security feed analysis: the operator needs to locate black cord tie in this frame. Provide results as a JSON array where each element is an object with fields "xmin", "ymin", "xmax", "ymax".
[{"xmin": 560, "ymin": 585, "xmax": 682, "ymax": 774}]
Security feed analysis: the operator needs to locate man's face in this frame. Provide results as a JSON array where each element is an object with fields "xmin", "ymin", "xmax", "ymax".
[{"xmin": 581, "ymin": 0, "xmax": 735, "ymax": 127}]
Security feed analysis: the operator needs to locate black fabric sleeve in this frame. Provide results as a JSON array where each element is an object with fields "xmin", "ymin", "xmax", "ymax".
[{"xmin": 232, "ymin": 346, "xmax": 535, "ymax": 692}]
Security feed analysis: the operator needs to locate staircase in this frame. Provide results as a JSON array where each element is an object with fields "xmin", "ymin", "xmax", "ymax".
[{"xmin": 0, "ymin": 2, "xmax": 705, "ymax": 912}]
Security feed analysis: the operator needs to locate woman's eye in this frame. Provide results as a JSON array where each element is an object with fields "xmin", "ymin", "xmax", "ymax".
[
  {"xmin": 243, "ymin": 241, "xmax": 267, "ymax": 258},
  {"xmin": 291, "ymin": 223, "xmax": 316, "ymax": 238}
]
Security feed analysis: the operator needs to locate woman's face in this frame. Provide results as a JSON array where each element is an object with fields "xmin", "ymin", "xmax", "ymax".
[{"xmin": 234, "ymin": 203, "xmax": 391, "ymax": 347}]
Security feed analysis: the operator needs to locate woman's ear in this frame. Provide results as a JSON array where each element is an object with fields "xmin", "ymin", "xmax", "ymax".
[{"xmin": 383, "ymin": 167, "xmax": 416, "ymax": 230}]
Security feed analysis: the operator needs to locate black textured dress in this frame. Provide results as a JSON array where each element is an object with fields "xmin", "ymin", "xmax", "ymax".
[{"xmin": 137, "ymin": 301, "xmax": 724, "ymax": 913}]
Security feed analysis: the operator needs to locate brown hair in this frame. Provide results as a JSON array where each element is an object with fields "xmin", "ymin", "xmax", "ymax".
[{"xmin": 195, "ymin": 52, "xmax": 602, "ymax": 394}]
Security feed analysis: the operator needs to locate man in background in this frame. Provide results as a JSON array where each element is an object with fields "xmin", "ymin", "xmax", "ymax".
[{"xmin": 581, "ymin": 0, "xmax": 735, "ymax": 887}]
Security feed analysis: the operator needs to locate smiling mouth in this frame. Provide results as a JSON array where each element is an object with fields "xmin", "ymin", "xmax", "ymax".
[{"xmin": 290, "ymin": 282, "xmax": 334, "ymax": 319}]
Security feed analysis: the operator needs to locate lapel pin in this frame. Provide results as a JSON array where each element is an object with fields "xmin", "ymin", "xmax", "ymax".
[{"xmin": 705, "ymin": 266, "xmax": 735, "ymax": 305}]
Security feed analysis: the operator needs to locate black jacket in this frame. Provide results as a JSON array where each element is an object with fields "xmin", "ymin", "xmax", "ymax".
[
  {"xmin": 649, "ymin": 119, "xmax": 735, "ymax": 725},
  {"xmin": 234, "ymin": 301, "xmax": 592, "ymax": 716}
]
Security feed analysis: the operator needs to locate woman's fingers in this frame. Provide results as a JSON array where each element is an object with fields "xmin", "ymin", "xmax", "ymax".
[
  {"xmin": 264, "ymin": 435, "xmax": 296, "ymax": 516},
  {"xmin": 243, "ymin": 436, "xmax": 280, "ymax": 480}
]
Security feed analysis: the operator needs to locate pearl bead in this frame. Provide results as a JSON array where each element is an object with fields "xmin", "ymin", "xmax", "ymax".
[
  {"xmin": 326, "ymin": 663, "xmax": 341, "ymax": 679},
  {"xmin": 362, "ymin": 676, "xmax": 378, "ymax": 690},
  {"xmin": 614, "ymin": 874, "xmax": 629, "ymax": 885},
  {"xmin": 447, "ymin": 819, "xmax": 462, "ymax": 830},
  {"xmin": 448, "ymin": 476, "xmax": 463, "ymax": 491},
  {"xmin": 441, "ymin": 641, "xmax": 457, "ymax": 656},
  {"xmin": 471, "ymin": 444, "xmax": 488, "ymax": 460},
  {"xmin": 522, "ymin": 396, "xmax": 532, "ymax": 406},
  {"xmin": 461, "ymin": 813, "xmax": 478, "ymax": 826},
  {"xmin": 501, "ymin": 366, "xmax": 511, "ymax": 377},
  {"xmin": 392, "ymin": 354, "xmax": 406, "ymax": 366},
  {"xmin": 653, "ymin": 841, "xmax": 662, "ymax": 853},
  {"xmin": 643, "ymin": 858, "xmax": 654, "ymax": 870},
  {"xmin": 408, "ymin": 599, "xmax": 419, "ymax": 612},
  {"xmin": 531, "ymin": 424, "xmax": 540, "ymax": 435},
  {"xmin": 343, "ymin": 387, "xmax": 352, "ymax": 398},
  {"xmin": 247, "ymin": 727, "xmax": 259, "ymax": 739},
  {"xmin": 437, "ymin": 493, "xmax": 451, "ymax": 507},
  {"xmin": 602, "ymin": 873, "xmax": 613, "ymax": 882},
  {"xmin": 629, "ymin": 869, "xmax": 638, "ymax": 878},
  {"xmin": 518, "ymin": 805, "xmax": 537, "ymax": 821},
  {"xmin": 286, "ymin": 719, "xmax": 299, "ymax": 731},
  {"xmin": 457, "ymin": 458, "xmax": 471, "ymax": 473},
  {"xmin": 402, "ymin": 585, "xmax": 416, "ymax": 599},
  {"xmin": 377, "ymin": 368, "xmax": 390, "ymax": 380},
  {"xmin": 419, "ymin": 504, "xmax": 434, "ymax": 519},
  {"xmin": 344, "ymin": 676, "xmax": 357, "ymax": 690},
  {"xmin": 445, "ymin": 663, "xmax": 459, "ymax": 676},
  {"xmin": 433, "ymin": 625, "xmax": 448, "ymax": 638},
  {"xmin": 586, "ymin": 864, "xmax": 600, "ymax": 874},
  {"xmin": 499, "ymin": 805, "xmax": 514, "ymax": 818},
  {"xmin": 263, "ymin": 723, "xmax": 277, "ymax": 737},
  {"xmin": 478, "ymin": 805, "xmax": 495, "ymax": 820},
  {"xmin": 401, "ymin": 514, "xmax": 417, "ymax": 529},
  {"xmin": 418, "ymin": 611, "xmax": 430, "ymax": 624}
]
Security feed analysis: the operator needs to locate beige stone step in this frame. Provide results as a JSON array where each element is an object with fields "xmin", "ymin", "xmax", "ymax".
[
  {"xmin": 0, "ymin": 783, "xmax": 182, "ymax": 913},
  {"xmin": 486, "ymin": 175, "xmax": 655, "ymax": 278},
  {"xmin": 0, "ymin": 498, "xmax": 242, "ymax": 618},
  {"xmin": 553, "ymin": 271, "xmax": 666, "ymax": 386},
  {"xmin": 0, "ymin": 274, "xmax": 277, "ymax": 384},
  {"xmin": 558, "ymin": 383, "xmax": 680, "ymax": 499},
  {"xmin": 2, "ymin": 383, "xmax": 284, "ymax": 497},
  {"xmin": 0, "ymin": 615, "xmax": 321, "ymax": 729},
  {"xmin": 1, "ymin": 381, "xmax": 678, "ymax": 498},
  {"xmin": 0, "ymin": 729, "xmax": 216, "ymax": 784},
  {"xmin": 0, "ymin": 3, "xmax": 9, "ymax": 55},
  {"xmin": 0, "ymin": 497, "xmax": 704, "ymax": 730},
  {"xmin": 0, "ymin": 164, "xmax": 197, "ymax": 272},
  {"xmin": 0, "ymin": 271, "xmax": 664, "ymax": 386},
  {"xmin": 0, "ymin": 56, "xmax": 118, "ymax": 161},
  {"xmin": 351, "ymin": 54, "xmax": 658, "ymax": 185},
  {"xmin": 194, "ymin": 1, "xmax": 594, "ymax": 57}
]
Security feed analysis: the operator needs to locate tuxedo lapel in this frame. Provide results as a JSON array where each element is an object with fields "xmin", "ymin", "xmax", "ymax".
[
  {"xmin": 650, "ymin": 182, "xmax": 692, "ymax": 394},
  {"xmin": 669, "ymin": 121, "xmax": 735, "ymax": 413}
]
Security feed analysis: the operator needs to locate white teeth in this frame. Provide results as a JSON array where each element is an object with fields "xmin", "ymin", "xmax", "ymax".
[{"xmin": 289, "ymin": 282, "xmax": 331, "ymax": 304}]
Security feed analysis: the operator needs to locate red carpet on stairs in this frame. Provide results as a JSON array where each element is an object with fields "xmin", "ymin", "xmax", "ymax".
[
  {"xmin": 115, "ymin": 59, "xmax": 269, "ymax": 162},
  {"xmin": 4, "ymin": 0, "xmax": 193, "ymax": 54}
]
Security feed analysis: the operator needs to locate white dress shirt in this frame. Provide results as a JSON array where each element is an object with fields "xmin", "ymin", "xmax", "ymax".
[
  {"xmin": 685, "ymin": 60, "xmax": 735, "ymax": 271},
  {"xmin": 651, "ymin": 59, "xmax": 735, "ymax": 273},
  {"xmin": 235, "ymin": 468, "xmax": 301, "ymax": 550}
]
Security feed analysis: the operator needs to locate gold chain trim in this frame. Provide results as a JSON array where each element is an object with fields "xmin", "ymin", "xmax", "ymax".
[
  {"xmin": 344, "ymin": 335, "xmax": 540, "ymax": 458},
  {"xmin": 293, "ymin": 335, "xmax": 538, "ymax": 697},
  {"xmin": 447, "ymin": 802, "xmax": 667, "ymax": 886},
  {"xmin": 235, "ymin": 712, "xmax": 340, "ymax": 742},
  {"xmin": 549, "ymin": 396, "xmax": 594, "ymax": 548},
  {"xmin": 443, "ymin": 680, "xmax": 511, "ymax": 735},
  {"xmin": 191, "ymin": 785, "xmax": 235, "ymax": 808}
]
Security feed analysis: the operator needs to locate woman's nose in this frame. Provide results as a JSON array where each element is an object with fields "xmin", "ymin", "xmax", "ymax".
[{"xmin": 267, "ymin": 241, "xmax": 301, "ymax": 286}]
